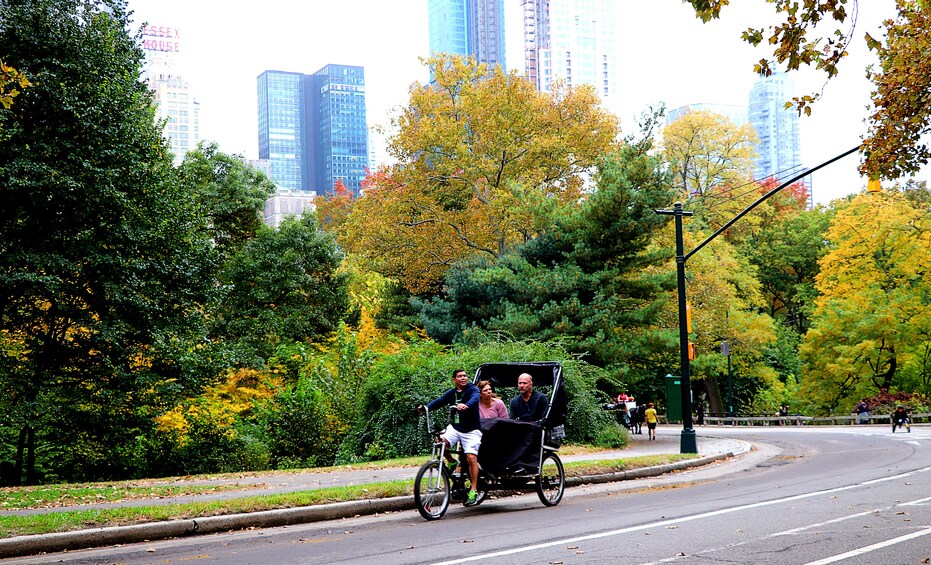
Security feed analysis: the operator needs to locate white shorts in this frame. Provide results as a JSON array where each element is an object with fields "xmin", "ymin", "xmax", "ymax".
[{"xmin": 441, "ymin": 425, "xmax": 482, "ymax": 455}]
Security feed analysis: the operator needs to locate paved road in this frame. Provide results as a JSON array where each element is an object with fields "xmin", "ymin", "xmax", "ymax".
[{"xmin": 6, "ymin": 425, "xmax": 930, "ymax": 564}]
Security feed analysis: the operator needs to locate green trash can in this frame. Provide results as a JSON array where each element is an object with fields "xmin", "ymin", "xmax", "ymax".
[{"xmin": 665, "ymin": 374, "xmax": 682, "ymax": 423}]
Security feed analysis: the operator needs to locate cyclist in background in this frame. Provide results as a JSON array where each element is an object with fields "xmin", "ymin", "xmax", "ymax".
[{"xmin": 891, "ymin": 405, "xmax": 910, "ymax": 433}]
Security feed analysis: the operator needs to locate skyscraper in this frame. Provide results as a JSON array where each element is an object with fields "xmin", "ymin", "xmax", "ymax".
[
  {"xmin": 522, "ymin": 0, "xmax": 617, "ymax": 110},
  {"xmin": 257, "ymin": 65, "xmax": 369, "ymax": 196},
  {"xmin": 257, "ymin": 71, "xmax": 306, "ymax": 192},
  {"xmin": 141, "ymin": 23, "xmax": 199, "ymax": 164},
  {"xmin": 308, "ymin": 65, "xmax": 369, "ymax": 197},
  {"xmin": 428, "ymin": 0, "xmax": 506, "ymax": 69},
  {"xmin": 748, "ymin": 71, "xmax": 810, "ymax": 197}
]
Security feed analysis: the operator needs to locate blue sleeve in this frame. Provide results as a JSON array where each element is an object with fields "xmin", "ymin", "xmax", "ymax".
[
  {"xmin": 426, "ymin": 389, "xmax": 454, "ymax": 411},
  {"xmin": 462, "ymin": 386, "xmax": 480, "ymax": 407}
]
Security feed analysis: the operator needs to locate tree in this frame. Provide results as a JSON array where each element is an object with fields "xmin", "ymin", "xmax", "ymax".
[
  {"xmin": 685, "ymin": 0, "xmax": 931, "ymax": 179},
  {"xmin": 799, "ymin": 189, "xmax": 931, "ymax": 412},
  {"xmin": 212, "ymin": 215, "xmax": 351, "ymax": 364},
  {"xmin": 420, "ymin": 124, "xmax": 676, "ymax": 377},
  {"xmin": 0, "ymin": 0, "xmax": 217, "ymax": 484},
  {"xmin": 743, "ymin": 206, "xmax": 835, "ymax": 334},
  {"xmin": 178, "ymin": 142, "xmax": 275, "ymax": 260},
  {"xmin": 661, "ymin": 108, "xmax": 766, "ymax": 240},
  {"xmin": 314, "ymin": 177, "xmax": 354, "ymax": 233},
  {"xmin": 662, "ymin": 109, "xmax": 758, "ymax": 199},
  {"xmin": 337, "ymin": 55, "xmax": 620, "ymax": 292}
]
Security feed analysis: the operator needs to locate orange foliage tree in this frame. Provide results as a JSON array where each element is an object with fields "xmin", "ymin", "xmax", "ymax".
[{"xmin": 336, "ymin": 55, "xmax": 620, "ymax": 293}]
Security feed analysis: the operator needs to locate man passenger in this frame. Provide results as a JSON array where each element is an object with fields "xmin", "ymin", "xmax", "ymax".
[{"xmin": 509, "ymin": 373, "xmax": 549, "ymax": 422}]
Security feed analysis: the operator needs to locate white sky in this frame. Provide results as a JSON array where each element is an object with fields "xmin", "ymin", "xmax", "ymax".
[{"xmin": 127, "ymin": 0, "xmax": 921, "ymax": 205}]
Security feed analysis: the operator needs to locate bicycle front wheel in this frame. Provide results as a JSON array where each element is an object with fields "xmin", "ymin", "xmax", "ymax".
[
  {"xmin": 536, "ymin": 452, "xmax": 565, "ymax": 507},
  {"xmin": 414, "ymin": 461, "xmax": 450, "ymax": 520}
]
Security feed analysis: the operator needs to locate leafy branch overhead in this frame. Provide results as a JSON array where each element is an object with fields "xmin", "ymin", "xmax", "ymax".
[{"xmin": 685, "ymin": 0, "xmax": 931, "ymax": 179}]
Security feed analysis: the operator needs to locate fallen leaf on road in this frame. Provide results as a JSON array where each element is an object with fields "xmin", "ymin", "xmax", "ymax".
[{"xmin": 566, "ymin": 545, "xmax": 578, "ymax": 549}]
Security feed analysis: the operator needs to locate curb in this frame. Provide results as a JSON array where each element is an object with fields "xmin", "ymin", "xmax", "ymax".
[{"xmin": 0, "ymin": 448, "xmax": 743, "ymax": 559}]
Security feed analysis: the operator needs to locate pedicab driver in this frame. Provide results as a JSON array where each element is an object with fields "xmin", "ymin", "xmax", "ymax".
[
  {"xmin": 419, "ymin": 369, "xmax": 482, "ymax": 506},
  {"xmin": 510, "ymin": 373, "xmax": 549, "ymax": 422}
]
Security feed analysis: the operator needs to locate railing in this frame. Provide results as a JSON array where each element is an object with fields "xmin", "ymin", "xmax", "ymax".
[{"xmin": 699, "ymin": 413, "xmax": 931, "ymax": 426}]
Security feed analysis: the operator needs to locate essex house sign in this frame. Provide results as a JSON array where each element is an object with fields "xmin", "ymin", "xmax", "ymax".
[{"xmin": 141, "ymin": 24, "xmax": 180, "ymax": 53}]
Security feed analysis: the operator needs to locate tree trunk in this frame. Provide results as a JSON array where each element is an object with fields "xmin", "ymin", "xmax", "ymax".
[
  {"xmin": 14, "ymin": 427, "xmax": 26, "ymax": 486},
  {"xmin": 25, "ymin": 427, "xmax": 36, "ymax": 485}
]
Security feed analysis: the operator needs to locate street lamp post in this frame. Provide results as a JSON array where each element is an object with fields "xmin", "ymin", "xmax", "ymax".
[
  {"xmin": 656, "ymin": 145, "xmax": 861, "ymax": 454},
  {"xmin": 656, "ymin": 202, "xmax": 697, "ymax": 453}
]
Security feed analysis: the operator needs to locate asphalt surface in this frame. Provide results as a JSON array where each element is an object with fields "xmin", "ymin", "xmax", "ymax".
[{"xmin": 0, "ymin": 428, "xmax": 752, "ymax": 559}]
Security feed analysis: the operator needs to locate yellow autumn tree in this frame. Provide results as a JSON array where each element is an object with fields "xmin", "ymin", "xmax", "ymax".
[
  {"xmin": 338, "ymin": 55, "xmax": 620, "ymax": 293},
  {"xmin": 799, "ymin": 188, "xmax": 931, "ymax": 412},
  {"xmin": 661, "ymin": 108, "xmax": 767, "ymax": 241}
]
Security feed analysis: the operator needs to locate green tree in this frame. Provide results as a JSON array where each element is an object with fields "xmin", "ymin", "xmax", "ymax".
[
  {"xmin": 744, "ymin": 206, "xmax": 835, "ymax": 334},
  {"xmin": 0, "ymin": 0, "xmax": 217, "ymax": 484},
  {"xmin": 178, "ymin": 141, "xmax": 275, "ymax": 260},
  {"xmin": 420, "ymin": 123, "xmax": 676, "ymax": 378},
  {"xmin": 800, "ymin": 189, "xmax": 931, "ymax": 412},
  {"xmin": 338, "ymin": 55, "xmax": 620, "ymax": 293},
  {"xmin": 212, "ymin": 215, "xmax": 352, "ymax": 364}
]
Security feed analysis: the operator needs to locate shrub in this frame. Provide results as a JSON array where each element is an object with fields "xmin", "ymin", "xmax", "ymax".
[{"xmin": 336, "ymin": 338, "xmax": 617, "ymax": 462}]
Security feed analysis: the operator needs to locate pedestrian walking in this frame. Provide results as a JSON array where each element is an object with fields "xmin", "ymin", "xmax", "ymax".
[{"xmin": 644, "ymin": 402, "xmax": 658, "ymax": 440}]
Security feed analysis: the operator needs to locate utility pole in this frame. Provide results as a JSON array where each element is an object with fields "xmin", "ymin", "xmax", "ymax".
[
  {"xmin": 655, "ymin": 202, "xmax": 696, "ymax": 453},
  {"xmin": 656, "ymin": 145, "xmax": 860, "ymax": 454}
]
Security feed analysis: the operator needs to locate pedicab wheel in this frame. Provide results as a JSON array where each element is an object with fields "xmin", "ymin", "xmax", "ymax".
[
  {"xmin": 535, "ymin": 452, "xmax": 565, "ymax": 507},
  {"xmin": 414, "ymin": 461, "xmax": 450, "ymax": 520}
]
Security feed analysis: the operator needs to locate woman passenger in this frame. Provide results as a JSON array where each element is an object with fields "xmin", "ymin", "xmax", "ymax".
[{"xmin": 477, "ymin": 380, "xmax": 508, "ymax": 420}]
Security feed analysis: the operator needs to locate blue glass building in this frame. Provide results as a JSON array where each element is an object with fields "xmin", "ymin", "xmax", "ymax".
[
  {"xmin": 748, "ymin": 71, "xmax": 811, "ymax": 201},
  {"xmin": 428, "ymin": 0, "xmax": 506, "ymax": 69},
  {"xmin": 257, "ymin": 65, "xmax": 368, "ymax": 196},
  {"xmin": 257, "ymin": 71, "xmax": 306, "ymax": 191},
  {"xmin": 308, "ymin": 65, "xmax": 369, "ymax": 197}
]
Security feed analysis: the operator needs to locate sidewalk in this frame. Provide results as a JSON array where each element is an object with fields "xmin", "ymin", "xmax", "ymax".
[{"xmin": 0, "ymin": 430, "xmax": 751, "ymax": 559}]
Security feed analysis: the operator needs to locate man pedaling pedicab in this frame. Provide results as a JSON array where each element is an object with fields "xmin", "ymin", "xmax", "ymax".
[{"xmin": 418, "ymin": 369, "xmax": 482, "ymax": 506}]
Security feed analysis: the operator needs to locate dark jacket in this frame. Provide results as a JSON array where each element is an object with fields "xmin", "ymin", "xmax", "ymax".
[
  {"xmin": 427, "ymin": 383, "xmax": 481, "ymax": 432},
  {"xmin": 509, "ymin": 390, "xmax": 549, "ymax": 422}
]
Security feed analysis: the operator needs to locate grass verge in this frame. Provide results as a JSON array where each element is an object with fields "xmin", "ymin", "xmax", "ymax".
[{"xmin": 0, "ymin": 452, "xmax": 698, "ymax": 539}]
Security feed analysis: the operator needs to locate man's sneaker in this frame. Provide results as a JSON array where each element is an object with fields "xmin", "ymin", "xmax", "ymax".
[{"xmin": 464, "ymin": 490, "xmax": 478, "ymax": 507}]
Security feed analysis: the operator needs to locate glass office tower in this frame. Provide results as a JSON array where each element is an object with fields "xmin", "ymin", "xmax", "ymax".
[
  {"xmin": 522, "ymin": 0, "xmax": 617, "ymax": 111},
  {"xmin": 257, "ymin": 65, "xmax": 368, "ymax": 195},
  {"xmin": 309, "ymin": 65, "xmax": 369, "ymax": 197},
  {"xmin": 428, "ymin": 0, "xmax": 506, "ymax": 69},
  {"xmin": 748, "ymin": 71, "xmax": 810, "ymax": 198},
  {"xmin": 257, "ymin": 71, "xmax": 306, "ymax": 192}
]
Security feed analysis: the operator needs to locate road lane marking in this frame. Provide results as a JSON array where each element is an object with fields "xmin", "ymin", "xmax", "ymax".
[
  {"xmin": 901, "ymin": 495, "xmax": 931, "ymax": 506},
  {"xmin": 431, "ymin": 465, "xmax": 931, "ymax": 565},
  {"xmin": 770, "ymin": 506, "xmax": 891, "ymax": 536},
  {"xmin": 802, "ymin": 526, "xmax": 931, "ymax": 564}
]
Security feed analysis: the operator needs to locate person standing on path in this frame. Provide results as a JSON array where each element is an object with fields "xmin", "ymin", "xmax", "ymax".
[
  {"xmin": 644, "ymin": 402, "xmax": 658, "ymax": 440},
  {"xmin": 855, "ymin": 398, "xmax": 870, "ymax": 425},
  {"xmin": 420, "ymin": 369, "xmax": 482, "ymax": 506}
]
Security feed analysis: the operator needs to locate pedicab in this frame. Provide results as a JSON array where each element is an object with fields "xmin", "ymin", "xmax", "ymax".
[{"xmin": 414, "ymin": 361, "xmax": 568, "ymax": 520}]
